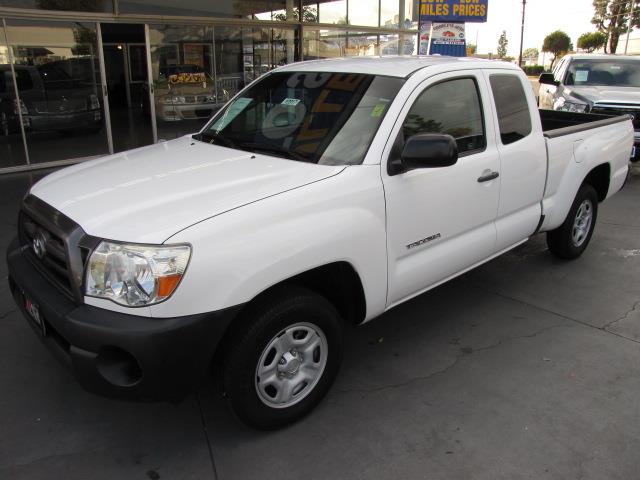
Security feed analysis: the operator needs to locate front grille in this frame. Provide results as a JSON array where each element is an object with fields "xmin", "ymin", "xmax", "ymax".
[
  {"xmin": 18, "ymin": 195, "xmax": 99, "ymax": 303},
  {"xmin": 33, "ymin": 99, "xmax": 88, "ymax": 114},
  {"xmin": 19, "ymin": 212, "xmax": 73, "ymax": 296},
  {"xmin": 590, "ymin": 103, "xmax": 640, "ymax": 130}
]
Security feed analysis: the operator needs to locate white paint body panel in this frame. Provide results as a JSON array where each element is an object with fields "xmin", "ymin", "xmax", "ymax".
[{"xmin": 24, "ymin": 58, "xmax": 631, "ymax": 321}]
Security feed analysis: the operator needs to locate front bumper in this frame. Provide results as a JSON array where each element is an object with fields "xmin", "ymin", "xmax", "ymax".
[
  {"xmin": 25, "ymin": 110, "xmax": 102, "ymax": 132},
  {"xmin": 155, "ymin": 103, "xmax": 222, "ymax": 122},
  {"xmin": 7, "ymin": 238, "xmax": 240, "ymax": 401}
]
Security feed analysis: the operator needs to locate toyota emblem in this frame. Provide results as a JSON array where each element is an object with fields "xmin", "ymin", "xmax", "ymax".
[{"xmin": 32, "ymin": 231, "xmax": 47, "ymax": 259}]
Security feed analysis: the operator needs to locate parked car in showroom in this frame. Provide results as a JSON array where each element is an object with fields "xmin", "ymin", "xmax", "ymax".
[
  {"xmin": 7, "ymin": 57, "xmax": 632, "ymax": 430},
  {"xmin": 0, "ymin": 64, "xmax": 102, "ymax": 136},
  {"xmin": 152, "ymin": 64, "xmax": 229, "ymax": 122},
  {"xmin": 539, "ymin": 54, "xmax": 640, "ymax": 161}
]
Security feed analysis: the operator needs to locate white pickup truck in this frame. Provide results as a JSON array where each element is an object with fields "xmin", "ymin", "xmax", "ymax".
[{"xmin": 7, "ymin": 57, "xmax": 632, "ymax": 429}]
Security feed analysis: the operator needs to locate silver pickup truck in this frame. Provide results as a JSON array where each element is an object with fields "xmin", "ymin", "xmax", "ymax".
[{"xmin": 539, "ymin": 54, "xmax": 640, "ymax": 161}]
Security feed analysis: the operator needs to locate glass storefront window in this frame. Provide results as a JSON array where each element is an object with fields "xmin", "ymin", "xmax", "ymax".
[
  {"xmin": 346, "ymin": 32, "xmax": 379, "ymax": 56},
  {"xmin": 0, "ymin": 0, "xmax": 113, "ymax": 13},
  {"xmin": 380, "ymin": 0, "xmax": 400, "ymax": 29},
  {"xmin": 4, "ymin": 19, "xmax": 109, "ymax": 165},
  {"xmin": 379, "ymin": 33, "xmax": 399, "ymax": 55},
  {"xmin": 313, "ymin": 0, "xmax": 347, "ymax": 24},
  {"xmin": 1, "ymin": 21, "xmax": 28, "ymax": 168},
  {"xmin": 303, "ymin": 29, "xmax": 346, "ymax": 60},
  {"xmin": 348, "ymin": 0, "xmax": 379, "ymax": 27},
  {"xmin": 119, "ymin": 0, "xmax": 269, "ymax": 18},
  {"xmin": 149, "ymin": 24, "xmax": 297, "ymax": 142},
  {"xmin": 149, "ymin": 24, "xmax": 216, "ymax": 141}
]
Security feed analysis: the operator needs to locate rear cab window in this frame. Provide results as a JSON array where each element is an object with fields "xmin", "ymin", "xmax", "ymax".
[{"xmin": 489, "ymin": 74, "xmax": 532, "ymax": 145}]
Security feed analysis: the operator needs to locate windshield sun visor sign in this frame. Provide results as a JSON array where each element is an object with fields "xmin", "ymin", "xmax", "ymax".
[
  {"xmin": 419, "ymin": 0, "xmax": 488, "ymax": 23},
  {"xmin": 169, "ymin": 72, "xmax": 207, "ymax": 85}
]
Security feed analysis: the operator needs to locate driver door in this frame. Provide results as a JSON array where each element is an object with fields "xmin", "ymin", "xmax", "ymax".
[{"xmin": 382, "ymin": 71, "xmax": 501, "ymax": 307}]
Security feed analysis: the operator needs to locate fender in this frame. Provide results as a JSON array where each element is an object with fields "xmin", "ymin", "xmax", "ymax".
[
  {"xmin": 540, "ymin": 119, "xmax": 632, "ymax": 232},
  {"xmin": 150, "ymin": 165, "xmax": 388, "ymax": 320}
]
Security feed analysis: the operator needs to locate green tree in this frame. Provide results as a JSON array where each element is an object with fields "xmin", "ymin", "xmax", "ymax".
[
  {"xmin": 592, "ymin": 0, "xmax": 640, "ymax": 53},
  {"xmin": 497, "ymin": 30, "xmax": 508, "ymax": 58},
  {"xmin": 542, "ymin": 30, "xmax": 572, "ymax": 70},
  {"xmin": 522, "ymin": 47, "xmax": 539, "ymax": 61},
  {"xmin": 577, "ymin": 31, "xmax": 607, "ymax": 52},
  {"xmin": 273, "ymin": 5, "xmax": 317, "ymax": 22},
  {"xmin": 466, "ymin": 43, "xmax": 477, "ymax": 55}
]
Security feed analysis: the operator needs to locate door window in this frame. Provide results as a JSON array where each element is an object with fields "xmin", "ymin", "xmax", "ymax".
[
  {"xmin": 401, "ymin": 77, "xmax": 485, "ymax": 155},
  {"xmin": 489, "ymin": 74, "xmax": 532, "ymax": 145}
]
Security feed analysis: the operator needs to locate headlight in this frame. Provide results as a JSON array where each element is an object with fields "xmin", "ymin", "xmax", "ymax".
[
  {"xmin": 85, "ymin": 241, "xmax": 191, "ymax": 307},
  {"xmin": 13, "ymin": 99, "xmax": 28, "ymax": 115},
  {"xmin": 159, "ymin": 95, "xmax": 186, "ymax": 105},
  {"xmin": 554, "ymin": 97, "xmax": 588, "ymax": 113},
  {"xmin": 89, "ymin": 94, "xmax": 100, "ymax": 110}
]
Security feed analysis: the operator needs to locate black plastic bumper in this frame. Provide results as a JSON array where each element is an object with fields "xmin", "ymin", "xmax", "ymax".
[{"xmin": 7, "ymin": 237, "xmax": 240, "ymax": 401}]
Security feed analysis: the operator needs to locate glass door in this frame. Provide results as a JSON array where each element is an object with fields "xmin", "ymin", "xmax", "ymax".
[{"xmin": 100, "ymin": 23, "xmax": 154, "ymax": 152}]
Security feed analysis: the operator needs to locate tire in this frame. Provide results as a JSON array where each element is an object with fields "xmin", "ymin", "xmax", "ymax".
[
  {"xmin": 1, "ymin": 112, "xmax": 11, "ymax": 136},
  {"xmin": 547, "ymin": 183, "xmax": 598, "ymax": 260},
  {"xmin": 222, "ymin": 286, "xmax": 343, "ymax": 430}
]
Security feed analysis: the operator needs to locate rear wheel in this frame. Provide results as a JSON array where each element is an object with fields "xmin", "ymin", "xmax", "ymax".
[
  {"xmin": 547, "ymin": 183, "xmax": 598, "ymax": 259},
  {"xmin": 222, "ymin": 286, "xmax": 343, "ymax": 430},
  {"xmin": 1, "ymin": 112, "xmax": 10, "ymax": 136}
]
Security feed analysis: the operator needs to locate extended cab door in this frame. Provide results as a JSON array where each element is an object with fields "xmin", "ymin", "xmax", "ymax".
[
  {"xmin": 484, "ymin": 71, "xmax": 546, "ymax": 250},
  {"xmin": 382, "ymin": 71, "xmax": 500, "ymax": 307}
]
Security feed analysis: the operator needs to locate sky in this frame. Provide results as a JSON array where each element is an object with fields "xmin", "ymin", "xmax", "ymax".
[{"xmin": 463, "ymin": 0, "xmax": 638, "ymax": 56}]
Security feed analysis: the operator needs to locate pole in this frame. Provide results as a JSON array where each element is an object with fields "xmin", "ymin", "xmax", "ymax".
[
  {"xmin": 518, "ymin": 0, "xmax": 527, "ymax": 66},
  {"xmin": 625, "ymin": 0, "xmax": 635, "ymax": 54}
]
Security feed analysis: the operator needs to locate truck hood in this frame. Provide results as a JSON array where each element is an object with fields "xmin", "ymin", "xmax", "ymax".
[
  {"xmin": 567, "ymin": 85, "xmax": 640, "ymax": 105},
  {"xmin": 31, "ymin": 135, "xmax": 344, "ymax": 243}
]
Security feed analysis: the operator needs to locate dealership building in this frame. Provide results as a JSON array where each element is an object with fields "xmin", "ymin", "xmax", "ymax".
[{"xmin": 0, "ymin": 0, "xmax": 420, "ymax": 173}]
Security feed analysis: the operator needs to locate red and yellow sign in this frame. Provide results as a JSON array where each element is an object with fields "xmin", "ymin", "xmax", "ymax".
[{"xmin": 169, "ymin": 72, "xmax": 206, "ymax": 85}]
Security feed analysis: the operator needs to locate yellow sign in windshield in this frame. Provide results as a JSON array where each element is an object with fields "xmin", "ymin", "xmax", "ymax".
[{"xmin": 169, "ymin": 72, "xmax": 206, "ymax": 85}]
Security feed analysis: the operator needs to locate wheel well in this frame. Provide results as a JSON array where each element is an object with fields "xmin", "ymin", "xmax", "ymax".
[
  {"xmin": 583, "ymin": 163, "xmax": 610, "ymax": 202},
  {"xmin": 273, "ymin": 262, "xmax": 367, "ymax": 326}
]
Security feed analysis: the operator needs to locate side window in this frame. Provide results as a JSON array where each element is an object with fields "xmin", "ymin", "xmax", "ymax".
[
  {"xmin": 489, "ymin": 74, "xmax": 532, "ymax": 145},
  {"xmin": 15, "ymin": 69, "xmax": 34, "ymax": 91},
  {"xmin": 0, "ymin": 72, "xmax": 6, "ymax": 93},
  {"xmin": 402, "ymin": 77, "xmax": 485, "ymax": 155}
]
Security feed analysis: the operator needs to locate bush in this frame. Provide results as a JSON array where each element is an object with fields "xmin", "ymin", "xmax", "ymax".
[{"xmin": 522, "ymin": 65, "xmax": 545, "ymax": 76}]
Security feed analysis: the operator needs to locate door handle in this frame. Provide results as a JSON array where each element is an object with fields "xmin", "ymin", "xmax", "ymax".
[{"xmin": 477, "ymin": 171, "xmax": 499, "ymax": 183}]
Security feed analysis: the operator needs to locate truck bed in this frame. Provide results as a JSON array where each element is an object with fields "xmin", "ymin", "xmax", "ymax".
[{"xmin": 540, "ymin": 109, "xmax": 631, "ymax": 138}]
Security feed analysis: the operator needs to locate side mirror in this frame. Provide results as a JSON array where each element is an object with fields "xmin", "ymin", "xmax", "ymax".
[
  {"xmin": 539, "ymin": 73, "xmax": 559, "ymax": 86},
  {"xmin": 390, "ymin": 133, "xmax": 458, "ymax": 174}
]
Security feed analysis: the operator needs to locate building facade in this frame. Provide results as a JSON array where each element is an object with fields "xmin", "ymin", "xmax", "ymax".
[{"xmin": 0, "ymin": 0, "xmax": 420, "ymax": 172}]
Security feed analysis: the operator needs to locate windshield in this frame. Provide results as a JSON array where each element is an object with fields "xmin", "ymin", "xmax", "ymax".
[
  {"xmin": 196, "ymin": 71, "xmax": 405, "ymax": 165},
  {"xmin": 566, "ymin": 58, "xmax": 640, "ymax": 87}
]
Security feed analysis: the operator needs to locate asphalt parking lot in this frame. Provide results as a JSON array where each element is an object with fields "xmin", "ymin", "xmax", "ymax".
[{"xmin": 1, "ymin": 164, "xmax": 639, "ymax": 480}]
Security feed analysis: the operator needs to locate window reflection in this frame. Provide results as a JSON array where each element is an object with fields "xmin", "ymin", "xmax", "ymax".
[
  {"xmin": 348, "ymin": 0, "xmax": 379, "ymax": 27},
  {"xmin": 0, "ymin": 0, "xmax": 112, "ymax": 13},
  {"xmin": 0, "ymin": 23, "xmax": 28, "ymax": 168},
  {"xmin": 380, "ymin": 0, "xmax": 400, "ymax": 28},
  {"xmin": 346, "ymin": 32, "xmax": 379, "ymax": 56},
  {"xmin": 3, "ymin": 20, "xmax": 109, "ymax": 164},
  {"xmin": 149, "ymin": 24, "xmax": 297, "ymax": 141}
]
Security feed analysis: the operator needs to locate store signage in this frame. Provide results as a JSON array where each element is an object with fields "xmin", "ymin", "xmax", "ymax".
[
  {"xmin": 419, "ymin": 0, "xmax": 488, "ymax": 23},
  {"xmin": 169, "ymin": 72, "xmax": 206, "ymax": 85},
  {"xmin": 431, "ymin": 23, "xmax": 466, "ymax": 46}
]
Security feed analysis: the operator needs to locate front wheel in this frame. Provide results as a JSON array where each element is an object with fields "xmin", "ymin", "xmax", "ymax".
[
  {"xmin": 222, "ymin": 286, "xmax": 343, "ymax": 430},
  {"xmin": 547, "ymin": 183, "xmax": 598, "ymax": 259}
]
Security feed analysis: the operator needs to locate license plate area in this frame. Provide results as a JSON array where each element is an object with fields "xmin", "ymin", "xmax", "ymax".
[{"xmin": 24, "ymin": 293, "xmax": 47, "ymax": 337}]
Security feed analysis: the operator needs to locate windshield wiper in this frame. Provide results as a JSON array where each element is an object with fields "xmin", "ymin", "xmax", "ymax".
[
  {"xmin": 193, "ymin": 132, "xmax": 238, "ymax": 149},
  {"xmin": 237, "ymin": 142, "xmax": 310, "ymax": 163}
]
